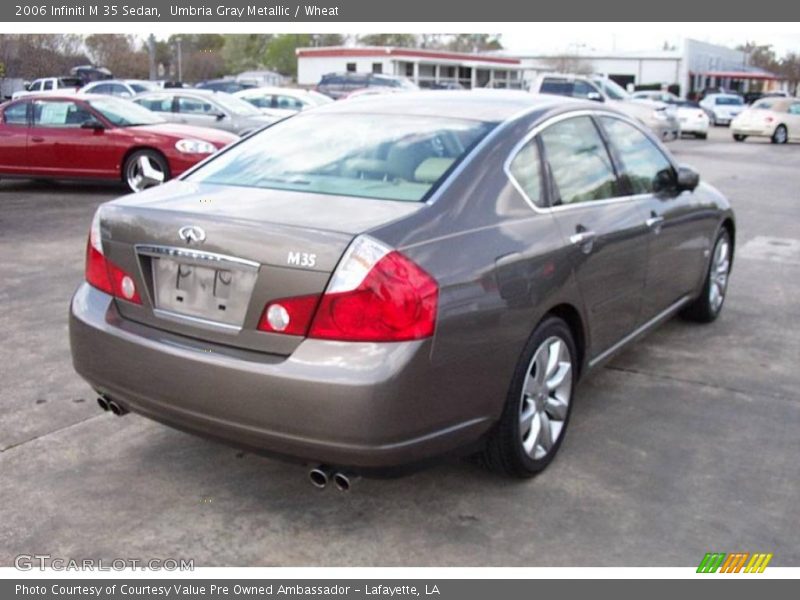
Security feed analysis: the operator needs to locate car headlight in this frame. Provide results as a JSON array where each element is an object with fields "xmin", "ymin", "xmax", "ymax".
[{"xmin": 175, "ymin": 139, "xmax": 217, "ymax": 154}]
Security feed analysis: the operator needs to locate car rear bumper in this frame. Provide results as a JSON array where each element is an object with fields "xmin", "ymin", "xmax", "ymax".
[{"xmin": 69, "ymin": 284, "xmax": 492, "ymax": 470}]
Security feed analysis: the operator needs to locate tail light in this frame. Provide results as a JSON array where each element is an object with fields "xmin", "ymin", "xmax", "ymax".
[
  {"xmin": 258, "ymin": 235, "xmax": 438, "ymax": 342},
  {"xmin": 85, "ymin": 210, "xmax": 142, "ymax": 304}
]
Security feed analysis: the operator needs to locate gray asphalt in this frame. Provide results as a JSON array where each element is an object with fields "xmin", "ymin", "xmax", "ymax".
[{"xmin": 1, "ymin": 126, "xmax": 798, "ymax": 567}]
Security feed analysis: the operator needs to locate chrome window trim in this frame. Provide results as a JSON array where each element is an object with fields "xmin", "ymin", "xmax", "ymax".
[
  {"xmin": 135, "ymin": 245, "xmax": 260, "ymax": 270},
  {"xmin": 503, "ymin": 109, "xmax": 665, "ymax": 214}
]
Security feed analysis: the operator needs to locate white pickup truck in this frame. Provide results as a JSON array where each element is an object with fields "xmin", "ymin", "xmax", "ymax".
[{"xmin": 11, "ymin": 76, "xmax": 83, "ymax": 99}]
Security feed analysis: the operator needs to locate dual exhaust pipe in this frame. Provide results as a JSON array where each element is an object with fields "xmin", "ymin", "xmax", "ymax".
[
  {"xmin": 96, "ymin": 395, "xmax": 128, "ymax": 416},
  {"xmin": 309, "ymin": 465, "xmax": 359, "ymax": 492}
]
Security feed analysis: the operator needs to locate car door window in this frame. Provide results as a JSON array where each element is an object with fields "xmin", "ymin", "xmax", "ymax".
[
  {"xmin": 29, "ymin": 81, "xmax": 43, "ymax": 92},
  {"xmin": 572, "ymin": 81, "xmax": 597, "ymax": 99},
  {"xmin": 507, "ymin": 138, "xmax": 544, "ymax": 208},
  {"xmin": 136, "ymin": 96, "xmax": 173, "ymax": 112},
  {"xmin": 110, "ymin": 84, "xmax": 130, "ymax": 97},
  {"xmin": 539, "ymin": 116, "xmax": 618, "ymax": 206},
  {"xmin": 33, "ymin": 100, "xmax": 93, "ymax": 128},
  {"xmin": 4, "ymin": 102, "xmax": 29, "ymax": 126},
  {"xmin": 177, "ymin": 96, "xmax": 216, "ymax": 115},
  {"xmin": 599, "ymin": 117, "xmax": 674, "ymax": 195},
  {"xmin": 275, "ymin": 95, "xmax": 304, "ymax": 110},
  {"xmin": 789, "ymin": 103, "xmax": 800, "ymax": 115},
  {"xmin": 42, "ymin": 80, "xmax": 54, "ymax": 91}
]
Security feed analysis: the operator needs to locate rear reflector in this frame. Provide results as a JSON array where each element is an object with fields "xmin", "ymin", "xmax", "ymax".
[{"xmin": 258, "ymin": 295, "xmax": 320, "ymax": 336}]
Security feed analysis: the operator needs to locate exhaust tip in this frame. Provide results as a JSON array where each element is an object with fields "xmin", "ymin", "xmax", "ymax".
[
  {"xmin": 107, "ymin": 400, "xmax": 129, "ymax": 416},
  {"xmin": 97, "ymin": 396, "xmax": 110, "ymax": 411},
  {"xmin": 333, "ymin": 472, "xmax": 352, "ymax": 492},
  {"xmin": 309, "ymin": 467, "xmax": 330, "ymax": 489}
]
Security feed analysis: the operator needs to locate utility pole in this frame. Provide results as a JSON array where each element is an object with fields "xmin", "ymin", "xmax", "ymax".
[
  {"xmin": 175, "ymin": 37, "xmax": 183, "ymax": 83},
  {"xmin": 148, "ymin": 34, "xmax": 156, "ymax": 81}
]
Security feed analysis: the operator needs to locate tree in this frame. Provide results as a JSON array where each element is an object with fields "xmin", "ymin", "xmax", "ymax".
[
  {"xmin": 737, "ymin": 42, "xmax": 778, "ymax": 71},
  {"xmin": 545, "ymin": 55, "xmax": 593, "ymax": 75},
  {"xmin": 85, "ymin": 34, "xmax": 148, "ymax": 78},
  {"xmin": 0, "ymin": 34, "xmax": 88, "ymax": 78},
  {"xmin": 264, "ymin": 34, "xmax": 313, "ymax": 78},
  {"xmin": 357, "ymin": 34, "xmax": 418, "ymax": 48},
  {"xmin": 221, "ymin": 34, "xmax": 274, "ymax": 73},
  {"xmin": 446, "ymin": 34, "xmax": 503, "ymax": 53},
  {"xmin": 778, "ymin": 52, "xmax": 800, "ymax": 95}
]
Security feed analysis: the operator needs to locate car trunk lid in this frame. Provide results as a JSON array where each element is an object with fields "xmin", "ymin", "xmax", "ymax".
[{"xmin": 99, "ymin": 181, "xmax": 422, "ymax": 355}]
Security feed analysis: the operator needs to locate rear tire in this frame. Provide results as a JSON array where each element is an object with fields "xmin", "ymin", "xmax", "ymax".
[
  {"xmin": 681, "ymin": 228, "xmax": 732, "ymax": 323},
  {"xmin": 733, "ymin": 134, "xmax": 746, "ymax": 142},
  {"xmin": 771, "ymin": 125, "xmax": 788, "ymax": 144},
  {"xmin": 696, "ymin": 132, "xmax": 708, "ymax": 140},
  {"xmin": 481, "ymin": 316, "xmax": 577, "ymax": 478},
  {"xmin": 123, "ymin": 149, "xmax": 170, "ymax": 193}
]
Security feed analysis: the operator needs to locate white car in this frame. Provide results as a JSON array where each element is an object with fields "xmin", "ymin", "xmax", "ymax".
[
  {"xmin": 699, "ymin": 93, "xmax": 745, "ymax": 126},
  {"xmin": 12, "ymin": 76, "xmax": 83, "ymax": 99},
  {"xmin": 631, "ymin": 91, "xmax": 709, "ymax": 139},
  {"xmin": 731, "ymin": 97, "xmax": 800, "ymax": 144},
  {"xmin": 233, "ymin": 86, "xmax": 333, "ymax": 118},
  {"xmin": 80, "ymin": 79, "xmax": 159, "ymax": 98}
]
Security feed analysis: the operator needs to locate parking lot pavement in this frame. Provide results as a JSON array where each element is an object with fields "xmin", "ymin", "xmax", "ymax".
[{"xmin": 1, "ymin": 126, "xmax": 798, "ymax": 567}]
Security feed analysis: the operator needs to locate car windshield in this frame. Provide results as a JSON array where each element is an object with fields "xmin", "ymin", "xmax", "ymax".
[
  {"xmin": 715, "ymin": 96, "xmax": 743, "ymax": 106},
  {"xmin": 187, "ymin": 112, "xmax": 494, "ymax": 202},
  {"xmin": 206, "ymin": 93, "xmax": 261, "ymax": 116},
  {"xmin": 86, "ymin": 97, "xmax": 166, "ymax": 126},
  {"xmin": 594, "ymin": 78, "xmax": 629, "ymax": 100},
  {"xmin": 129, "ymin": 82, "xmax": 157, "ymax": 93}
]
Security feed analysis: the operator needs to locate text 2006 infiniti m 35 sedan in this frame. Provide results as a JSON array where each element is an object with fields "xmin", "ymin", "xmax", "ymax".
[{"xmin": 70, "ymin": 91, "xmax": 735, "ymax": 485}]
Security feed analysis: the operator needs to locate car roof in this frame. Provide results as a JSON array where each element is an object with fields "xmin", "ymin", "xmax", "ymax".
[
  {"xmin": 309, "ymin": 90, "xmax": 581, "ymax": 122},
  {"xmin": 236, "ymin": 86, "xmax": 312, "ymax": 95}
]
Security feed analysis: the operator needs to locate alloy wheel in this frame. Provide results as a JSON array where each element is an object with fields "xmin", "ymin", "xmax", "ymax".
[
  {"xmin": 519, "ymin": 336, "xmax": 572, "ymax": 460},
  {"xmin": 709, "ymin": 237, "xmax": 731, "ymax": 313},
  {"xmin": 127, "ymin": 155, "xmax": 165, "ymax": 192}
]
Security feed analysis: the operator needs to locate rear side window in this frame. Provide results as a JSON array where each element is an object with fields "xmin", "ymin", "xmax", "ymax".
[
  {"xmin": 136, "ymin": 96, "xmax": 173, "ymax": 112},
  {"xmin": 508, "ymin": 139, "xmax": 544, "ymax": 208},
  {"xmin": 540, "ymin": 79, "xmax": 573, "ymax": 96},
  {"xmin": 539, "ymin": 116, "xmax": 618, "ymax": 206},
  {"xmin": 4, "ymin": 102, "xmax": 28, "ymax": 125},
  {"xmin": 177, "ymin": 97, "xmax": 215, "ymax": 115},
  {"xmin": 599, "ymin": 117, "xmax": 673, "ymax": 195},
  {"xmin": 188, "ymin": 112, "xmax": 494, "ymax": 202}
]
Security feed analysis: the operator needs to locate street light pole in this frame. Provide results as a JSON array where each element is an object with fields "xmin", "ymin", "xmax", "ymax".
[{"xmin": 175, "ymin": 37, "xmax": 183, "ymax": 83}]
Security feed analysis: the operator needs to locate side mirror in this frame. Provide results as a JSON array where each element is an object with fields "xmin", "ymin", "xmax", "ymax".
[
  {"xmin": 81, "ymin": 118, "xmax": 105, "ymax": 131},
  {"xmin": 215, "ymin": 112, "xmax": 226, "ymax": 121},
  {"xmin": 587, "ymin": 91, "xmax": 604, "ymax": 103},
  {"xmin": 676, "ymin": 165, "xmax": 700, "ymax": 192}
]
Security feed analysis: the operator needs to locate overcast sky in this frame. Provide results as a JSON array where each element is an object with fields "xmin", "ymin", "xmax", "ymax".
[{"xmin": 498, "ymin": 23, "xmax": 800, "ymax": 56}]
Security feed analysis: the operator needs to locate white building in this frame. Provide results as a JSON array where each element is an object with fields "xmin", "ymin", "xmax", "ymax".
[
  {"xmin": 516, "ymin": 38, "xmax": 786, "ymax": 98},
  {"xmin": 296, "ymin": 46, "xmax": 524, "ymax": 89}
]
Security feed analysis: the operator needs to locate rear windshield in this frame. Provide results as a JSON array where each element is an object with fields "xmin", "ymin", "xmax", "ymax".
[
  {"xmin": 715, "ymin": 96, "xmax": 743, "ymax": 105},
  {"xmin": 187, "ymin": 112, "xmax": 494, "ymax": 202}
]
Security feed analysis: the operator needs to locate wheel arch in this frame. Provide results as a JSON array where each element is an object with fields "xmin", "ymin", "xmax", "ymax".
[
  {"xmin": 543, "ymin": 303, "xmax": 587, "ymax": 378},
  {"xmin": 721, "ymin": 217, "xmax": 736, "ymax": 268}
]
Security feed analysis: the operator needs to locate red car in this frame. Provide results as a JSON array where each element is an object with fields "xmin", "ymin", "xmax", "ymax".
[{"xmin": 0, "ymin": 94, "xmax": 238, "ymax": 192}]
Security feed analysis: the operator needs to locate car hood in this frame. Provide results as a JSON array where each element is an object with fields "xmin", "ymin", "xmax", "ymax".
[{"xmin": 129, "ymin": 123, "xmax": 239, "ymax": 146}]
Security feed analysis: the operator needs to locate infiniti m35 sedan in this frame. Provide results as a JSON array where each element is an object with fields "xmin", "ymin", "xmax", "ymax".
[{"xmin": 69, "ymin": 91, "xmax": 735, "ymax": 482}]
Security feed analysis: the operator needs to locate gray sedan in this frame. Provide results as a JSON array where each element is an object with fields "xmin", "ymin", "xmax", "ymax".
[
  {"xmin": 69, "ymin": 91, "xmax": 735, "ymax": 486},
  {"xmin": 132, "ymin": 89, "xmax": 279, "ymax": 136}
]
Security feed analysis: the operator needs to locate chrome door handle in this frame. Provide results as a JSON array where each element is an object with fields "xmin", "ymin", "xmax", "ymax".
[
  {"xmin": 646, "ymin": 215, "xmax": 665, "ymax": 229},
  {"xmin": 569, "ymin": 231, "xmax": 596, "ymax": 245}
]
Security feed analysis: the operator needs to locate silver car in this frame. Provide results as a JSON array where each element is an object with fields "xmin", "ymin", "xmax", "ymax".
[{"xmin": 133, "ymin": 89, "xmax": 279, "ymax": 136}]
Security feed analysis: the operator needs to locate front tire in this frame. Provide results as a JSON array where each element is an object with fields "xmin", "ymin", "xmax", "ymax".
[
  {"xmin": 481, "ymin": 316, "xmax": 577, "ymax": 477},
  {"xmin": 681, "ymin": 229, "xmax": 732, "ymax": 323},
  {"xmin": 771, "ymin": 125, "xmax": 788, "ymax": 144},
  {"xmin": 733, "ymin": 134, "xmax": 746, "ymax": 142},
  {"xmin": 123, "ymin": 149, "xmax": 170, "ymax": 193}
]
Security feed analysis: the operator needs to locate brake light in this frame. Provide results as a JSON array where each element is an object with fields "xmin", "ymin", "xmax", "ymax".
[
  {"xmin": 258, "ymin": 235, "xmax": 438, "ymax": 342},
  {"xmin": 84, "ymin": 210, "xmax": 142, "ymax": 304}
]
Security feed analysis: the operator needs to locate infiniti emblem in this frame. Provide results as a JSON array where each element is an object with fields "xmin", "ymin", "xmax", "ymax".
[{"xmin": 178, "ymin": 225, "xmax": 206, "ymax": 245}]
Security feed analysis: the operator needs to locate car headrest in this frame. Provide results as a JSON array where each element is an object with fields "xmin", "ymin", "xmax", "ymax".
[{"xmin": 413, "ymin": 157, "xmax": 455, "ymax": 184}]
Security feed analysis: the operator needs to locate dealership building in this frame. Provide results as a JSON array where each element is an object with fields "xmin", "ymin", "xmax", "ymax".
[
  {"xmin": 516, "ymin": 38, "xmax": 787, "ymax": 98},
  {"xmin": 296, "ymin": 46, "xmax": 524, "ymax": 89}
]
